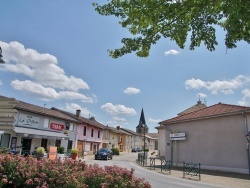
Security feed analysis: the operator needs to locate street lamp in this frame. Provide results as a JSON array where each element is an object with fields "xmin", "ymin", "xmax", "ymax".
[
  {"xmin": 143, "ymin": 124, "xmax": 146, "ymax": 163},
  {"xmin": 0, "ymin": 47, "xmax": 6, "ymax": 64}
]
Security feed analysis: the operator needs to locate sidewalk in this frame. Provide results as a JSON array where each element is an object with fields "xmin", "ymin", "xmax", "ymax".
[{"xmin": 139, "ymin": 153, "xmax": 250, "ymax": 188}]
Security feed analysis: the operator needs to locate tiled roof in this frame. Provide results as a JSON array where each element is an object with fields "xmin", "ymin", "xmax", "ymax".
[
  {"xmin": 15, "ymin": 100, "xmax": 78, "ymax": 122},
  {"xmin": 159, "ymin": 103, "xmax": 250, "ymax": 125},
  {"xmin": 104, "ymin": 126, "xmax": 130, "ymax": 135},
  {"xmin": 178, "ymin": 101, "xmax": 207, "ymax": 116},
  {"xmin": 51, "ymin": 107, "xmax": 105, "ymax": 129},
  {"xmin": 121, "ymin": 128, "xmax": 139, "ymax": 135},
  {"xmin": 146, "ymin": 133, "xmax": 158, "ymax": 138}
]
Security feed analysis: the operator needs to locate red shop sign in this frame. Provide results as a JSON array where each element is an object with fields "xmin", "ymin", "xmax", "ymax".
[{"xmin": 50, "ymin": 123, "xmax": 64, "ymax": 130}]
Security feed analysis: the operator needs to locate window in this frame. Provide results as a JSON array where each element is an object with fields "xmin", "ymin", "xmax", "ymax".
[
  {"xmin": 65, "ymin": 122, "xmax": 70, "ymax": 130},
  {"xmin": 55, "ymin": 140, "xmax": 61, "ymax": 147},
  {"xmin": 67, "ymin": 140, "xmax": 73, "ymax": 150},
  {"xmin": 91, "ymin": 129, "xmax": 94, "ymax": 137},
  {"xmin": 83, "ymin": 126, "xmax": 86, "ymax": 136},
  {"xmin": 98, "ymin": 130, "xmax": 100, "ymax": 138},
  {"xmin": 0, "ymin": 134, "xmax": 10, "ymax": 148},
  {"xmin": 90, "ymin": 143, "xmax": 93, "ymax": 151}
]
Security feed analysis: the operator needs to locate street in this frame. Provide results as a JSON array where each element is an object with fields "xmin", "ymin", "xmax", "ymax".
[{"xmin": 84, "ymin": 152, "xmax": 226, "ymax": 188}]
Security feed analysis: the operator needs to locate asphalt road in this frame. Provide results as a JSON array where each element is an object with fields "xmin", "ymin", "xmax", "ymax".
[{"xmin": 84, "ymin": 152, "xmax": 226, "ymax": 188}]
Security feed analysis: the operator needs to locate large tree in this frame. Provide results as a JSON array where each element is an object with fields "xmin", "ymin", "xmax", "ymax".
[{"xmin": 93, "ymin": 0, "xmax": 250, "ymax": 58}]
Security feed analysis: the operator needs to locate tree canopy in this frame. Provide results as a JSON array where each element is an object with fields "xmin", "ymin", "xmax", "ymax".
[{"xmin": 93, "ymin": 0, "xmax": 250, "ymax": 58}]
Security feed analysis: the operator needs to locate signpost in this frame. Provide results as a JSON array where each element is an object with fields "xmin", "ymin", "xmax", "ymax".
[{"xmin": 170, "ymin": 132, "xmax": 186, "ymax": 141}]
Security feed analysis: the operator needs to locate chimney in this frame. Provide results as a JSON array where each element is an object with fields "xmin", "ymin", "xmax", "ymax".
[
  {"xmin": 76, "ymin": 109, "xmax": 81, "ymax": 117},
  {"xmin": 116, "ymin": 126, "xmax": 120, "ymax": 130}
]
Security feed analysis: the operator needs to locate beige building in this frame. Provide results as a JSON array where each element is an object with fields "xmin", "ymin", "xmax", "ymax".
[{"xmin": 157, "ymin": 102, "xmax": 250, "ymax": 174}]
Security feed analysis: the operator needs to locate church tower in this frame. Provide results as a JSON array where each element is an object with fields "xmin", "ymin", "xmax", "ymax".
[{"xmin": 136, "ymin": 108, "xmax": 148, "ymax": 134}]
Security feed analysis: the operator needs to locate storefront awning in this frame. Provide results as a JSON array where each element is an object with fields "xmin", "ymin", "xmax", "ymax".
[{"xmin": 14, "ymin": 127, "xmax": 69, "ymax": 140}]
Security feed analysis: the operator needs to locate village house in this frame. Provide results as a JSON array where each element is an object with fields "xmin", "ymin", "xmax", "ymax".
[
  {"xmin": 51, "ymin": 108, "xmax": 105, "ymax": 157},
  {"xmin": 0, "ymin": 96, "xmax": 79, "ymax": 155},
  {"xmin": 157, "ymin": 102, "xmax": 250, "ymax": 174}
]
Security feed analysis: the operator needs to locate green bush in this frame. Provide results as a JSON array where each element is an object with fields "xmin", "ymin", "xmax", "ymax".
[
  {"xmin": 144, "ymin": 148, "xmax": 149, "ymax": 152},
  {"xmin": 111, "ymin": 148, "xmax": 120, "ymax": 155},
  {"xmin": 57, "ymin": 146, "xmax": 65, "ymax": 154}
]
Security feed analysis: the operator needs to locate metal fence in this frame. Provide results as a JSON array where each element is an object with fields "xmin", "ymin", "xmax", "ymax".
[
  {"xmin": 137, "ymin": 153, "xmax": 147, "ymax": 166},
  {"xmin": 149, "ymin": 158, "xmax": 172, "ymax": 174},
  {"xmin": 183, "ymin": 162, "xmax": 201, "ymax": 180}
]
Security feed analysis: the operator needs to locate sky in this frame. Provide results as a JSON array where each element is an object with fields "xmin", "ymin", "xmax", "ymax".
[{"xmin": 1, "ymin": 1, "xmax": 250, "ymax": 133}]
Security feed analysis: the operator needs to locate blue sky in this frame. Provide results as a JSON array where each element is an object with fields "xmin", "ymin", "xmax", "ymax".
[{"xmin": 1, "ymin": 1, "xmax": 250, "ymax": 133}]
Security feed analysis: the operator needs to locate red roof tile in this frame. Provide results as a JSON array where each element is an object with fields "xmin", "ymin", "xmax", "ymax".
[
  {"xmin": 51, "ymin": 107, "xmax": 105, "ymax": 129},
  {"xmin": 159, "ymin": 103, "xmax": 250, "ymax": 125},
  {"xmin": 178, "ymin": 101, "xmax": 207, "ymax": 116}
]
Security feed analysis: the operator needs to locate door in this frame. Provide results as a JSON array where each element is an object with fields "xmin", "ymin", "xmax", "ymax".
[
  {"xmin": 93, "ymin": 144, "xmax": 97, "ymax": 154},
  {"xmin": 41, "ymin": 139, "xmax": 48, "ymax": 151},
  {"xmin": 77, "ymin": 141, "xmax": 83, "ymax": 157},
  {"xmin": 22, "ymin": 138, "xmax": 32, "ymax": 155}
]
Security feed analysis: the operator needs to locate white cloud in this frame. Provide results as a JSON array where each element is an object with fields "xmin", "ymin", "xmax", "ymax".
[
  {"xmin": 242, "ymin": 89, "xmax": 250, "ymax": 100},
  {"xmin": 101, "ymin": 103, "xmax": 137, "ymax": 116},
  {"xmin": 65, "ymin": 103, "xmax": 91, "ymax": 116},
  {"xmin": 148, "ymin": 118, "xmax": 162, "ymax": 123},
  {"xmin": 0, "ymin": 41, "xmax": 95, "ymax": 102},
  {"xmin": 124, "ymin": 87, "xmax": 141, "ymax": 95},
  {"xmin": 185, "ymin": 75, "xmax": 249, "ymax": 95},
  {"xmin": 113, "ymin": 116, "xmax": 127, "ymax": 123},
  {"xmin": 238, "ymin": 89, "xmax": 250, "ymax": 106},
  {"xmin": 238, "ymin": 100, "xmax": 249, "ymax": 106},
  {"xmin": 196, "ymin": 93, "xmax": 207, "ymax": 99},
  {"xmin": 164, "ymin": 49, "xmax": 180, "ymax": 56},
  {"xmin": 0, "ymin": 41, "xmax": 89, "ymax": 91},
  {"xmin": 11, "ymin": 80, "xmax": 94, "ymax": 102}
]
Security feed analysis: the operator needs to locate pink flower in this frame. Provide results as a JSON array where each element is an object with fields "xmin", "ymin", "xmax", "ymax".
[{"xmin": 1, "ymin": 178, "xmax": 7, "ymax": 184}]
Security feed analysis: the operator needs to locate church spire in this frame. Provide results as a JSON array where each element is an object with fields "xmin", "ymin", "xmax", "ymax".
[
  {"xmin": 136, "ymin": 108, "xmax": 148, "ymax": 134},
  {"xmin": 139, "ymin": 108, "xmax": 146, "ymax": 126}
]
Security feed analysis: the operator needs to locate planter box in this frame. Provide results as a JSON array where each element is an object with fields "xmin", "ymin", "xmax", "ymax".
[{"xmin": 57, "ymin": 154, "xmax": 65, "ymax": 161}]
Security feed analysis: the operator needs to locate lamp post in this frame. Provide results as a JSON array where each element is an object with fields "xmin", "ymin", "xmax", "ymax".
[
  {"xmin": 143, "ymin": 124, "xmax": 146, "ymax": 166},
  {"xmin": 0, "ymin": 47, "xmax": 5, "ymax": 64}
]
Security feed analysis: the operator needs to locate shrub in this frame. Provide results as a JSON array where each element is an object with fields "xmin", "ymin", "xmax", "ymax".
[
  {"xmin": 57, "ymin": 146, "xmax": 65, "ymax": 154},
  {"xmin": 36, "ymin": 147, "xmax": 45, "ymax": 154},
  {"xmin": 144, "ymin": 148, "xmax": 149, "ymax": 152},
  {"xmin": 71, "ymin": 148, "xmax": 78, "ymax": 154},
  {"xmin": 111, "ymin": 148, "xmax": 120, "ymax": 155},
  {"xmin": 0, "ymin": 153, "xmax": 151, "ymax": 188}
]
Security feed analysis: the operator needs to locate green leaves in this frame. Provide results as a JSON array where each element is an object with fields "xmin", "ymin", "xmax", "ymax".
[{"xmin": 93, "ymin": 0, "xmax": 250, "ymax": 58}]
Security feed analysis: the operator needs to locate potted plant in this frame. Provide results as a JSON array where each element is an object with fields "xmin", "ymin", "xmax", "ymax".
[
  {"xmin": 36, "ymin": 147, "xmax": 45, "ymax": 160},
  {"xmin": 57, "ymin": 146, "xmax": 65, "ymax": 160},
  {"xmin": 71, "ymin": 148, "xmax": 78, "ymax": 160}
]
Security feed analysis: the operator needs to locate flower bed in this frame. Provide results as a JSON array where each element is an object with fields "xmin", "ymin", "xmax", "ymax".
[{"xmin": 0, "ymin": 153, "xmax": 151, "ymax": 188}]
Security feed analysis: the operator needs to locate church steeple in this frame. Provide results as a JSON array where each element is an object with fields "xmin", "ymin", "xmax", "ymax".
[
  {"xmin": 136, "ymin": 108, "xmax": 148, "ymax": 134},
  {"xmin": 138, "ymin": 108, "xmax": 146, "ymax": 126}
]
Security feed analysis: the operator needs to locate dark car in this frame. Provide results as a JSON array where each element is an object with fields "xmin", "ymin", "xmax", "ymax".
[
  {"xmin": 131, "ymin": 148, "xmax": 138, "ymax": 152},
  {"xmin": 137, "ymin": 148, "xmax": 143, "ymax": 152},
  {"xmin": 95, "ymin": 148, "xmax": 113, "ymax": 160}
]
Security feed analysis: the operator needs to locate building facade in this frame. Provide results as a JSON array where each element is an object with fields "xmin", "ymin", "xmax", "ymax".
[
  {"xmin": 0, "ymin": 96, "xmax": 78, "ymax": 155},
  {"xmin": 157, "ymin": 103, "xmax": 250, "ymax": 174}
]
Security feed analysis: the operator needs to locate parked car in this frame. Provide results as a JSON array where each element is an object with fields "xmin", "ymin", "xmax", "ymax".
[
  {"xmin": 137, "ymin": 148, "xmax": 143, "ymax": 152},
  {"xmin": 95, "ymin": 148, "xmax": 113, "ymax": 160},
  {"xmin": 131, "ymin": 148, "xmax": 138, "ymax": 152}
]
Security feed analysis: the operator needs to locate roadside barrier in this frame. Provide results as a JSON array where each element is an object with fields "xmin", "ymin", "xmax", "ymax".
[
  {"xmin": 137, "ymin": 153, "xmax": 147, "ymax": 166},
  {"xmin": 149, "ymin": 158, "xmax": 171, "ymax": 174},
  {"xmin": 183, "ymin": 162, "xmax": 201, "ymax": 180}
]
